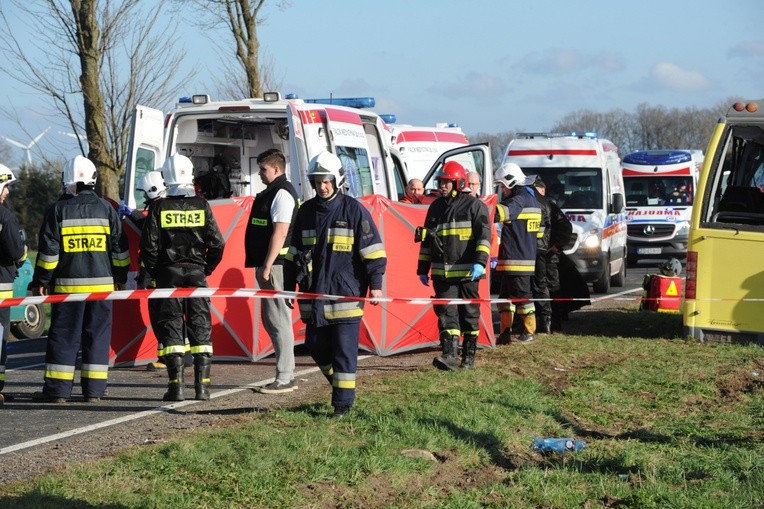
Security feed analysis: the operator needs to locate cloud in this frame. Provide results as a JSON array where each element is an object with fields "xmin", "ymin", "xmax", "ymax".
[
  {"xmin": 649, "ymin": 62, "xmax": 712, "ymax": 92},
  {"xmin": 728, "ymin": 41, "xmax": 764, "ymax": 58},
  {"xmin": 518, "ymin": 48, "xmax": 625, "ymax": 75},
  {"xmin": 427, "ymin": 72, "xmax": 507, "ymax": 100}
]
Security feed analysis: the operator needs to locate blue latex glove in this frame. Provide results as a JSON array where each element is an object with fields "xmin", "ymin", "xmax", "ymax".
[
  {"xmin": 118, "ymin": 201, "xmax": 133, "ymax": 218},
  {"xmin": 469, "ymin": 263, "xmax": 485, "ymax": 281},
  {"xmin": 418, "ymin": 274, "xmax": 429, "ymax": 286}
]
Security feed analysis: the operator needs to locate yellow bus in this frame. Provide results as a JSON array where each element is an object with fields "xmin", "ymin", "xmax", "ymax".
[{"xmin": 684, "ymin": 99, "xmax": 764, "ymax": 345}]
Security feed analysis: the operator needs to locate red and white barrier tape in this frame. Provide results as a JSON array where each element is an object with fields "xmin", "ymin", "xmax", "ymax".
[{"xmin": 0, "ymin": 287, "xmax": 757, "ymax": 309}]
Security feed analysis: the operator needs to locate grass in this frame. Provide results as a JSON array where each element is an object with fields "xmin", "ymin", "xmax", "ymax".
[{"xmin": 1, "ymin": 308, "xmax": 762, "ymax": 508}]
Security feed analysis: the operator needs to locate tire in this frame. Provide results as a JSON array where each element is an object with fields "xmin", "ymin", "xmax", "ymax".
[
  {"xmin": 10, "ymin": 303, "xmax": 46, "ymax": 339},
  {"xmin": 611, "ymin": 257, "xmax": 626, "ymax": 287},
  {"xmin": 592, "ymin": 258, "xmax": 611, "ymax": 294}
]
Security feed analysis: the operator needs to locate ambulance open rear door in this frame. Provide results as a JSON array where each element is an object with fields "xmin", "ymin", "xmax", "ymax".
[{"xmin": 124, "ymin": 105, "xmax": 165, "ymax": 210}]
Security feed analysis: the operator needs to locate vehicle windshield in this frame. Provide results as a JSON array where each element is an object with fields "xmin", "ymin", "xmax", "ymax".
[
  {"xmin": 624, "ymin": 176, "xmax": 694, "ymax": 206},
  {"xmin": 519, "ymin": 168, "xmax": 603, "ymax": 209}
]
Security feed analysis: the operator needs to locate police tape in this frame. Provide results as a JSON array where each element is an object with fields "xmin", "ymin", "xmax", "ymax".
[{"xmin": 0, "ymin": 287, "xmax": 642, "ymax": 309}]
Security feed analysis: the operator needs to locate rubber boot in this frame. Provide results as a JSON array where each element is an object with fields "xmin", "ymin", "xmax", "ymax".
[
  {"xmin": 497, "ymin": 311, "xmax": 514, "ymax": 345},
  {"xmin": 162, "ymin": 355, "xmax": 185, "ymax": 402},
  {"xmin": 517, "ymin": 314, "xmax": 536, "ymax": 344},
  {"xmin": 460, "ymin": 335, "xmax": 478, "ymax": 369},
  {"xmin": 536, "ymin": 315, "xmax": 552, "ymax": 334},
  {"xmin": 193, "ymin": 355, "xmax": 212, "ymax": 401},
  {"xmin": 433, "ymin": 332, "xmax": 459, "ymax": 371}
]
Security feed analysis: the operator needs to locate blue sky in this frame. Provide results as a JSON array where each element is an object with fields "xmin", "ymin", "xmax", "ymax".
[{"xmin": 1, "ymin": 0, "xmax": 762, "ymax": 166}]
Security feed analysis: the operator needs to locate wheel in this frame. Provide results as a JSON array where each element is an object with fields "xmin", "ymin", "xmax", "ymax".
[
  {"xmin": 10, "ymin": 303, "xmax": 46, "ymax": 339},
  {"xmin": 611, "ymin": 257, "xmax": 626, "ymax": 287},
  {"xmin": 592, "ymin": 258, "xmax": 611, "ymax": 294}
]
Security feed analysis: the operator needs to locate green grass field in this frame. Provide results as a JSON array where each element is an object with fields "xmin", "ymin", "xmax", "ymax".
[{"xmin": 1, "ymin": 309, "xmax": 762, "ymax": 508}]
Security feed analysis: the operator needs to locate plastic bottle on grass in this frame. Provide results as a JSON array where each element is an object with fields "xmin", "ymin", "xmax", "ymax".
[{"xmin": 531, "ymin": 437, "xmax": 586, "ymax": 453}]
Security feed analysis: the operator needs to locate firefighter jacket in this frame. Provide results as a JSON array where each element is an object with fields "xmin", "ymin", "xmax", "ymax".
[
  {"xmin": 140, "ymin": 195, "xmax": 225, "ymax": 276},
  {"xmin": 417, "ymin": 192, "xmax": 491, "ymax": 281},
  {"xmin": 244, "ymin": 174, "xmax": 298, "ymax": 268},
  {"xmin": 535, "ymin": 193, "xmax": 553, "ymax": 252},
  {"xmin": 284, "ymin": 193, "xmax": 386, "ymax": 327},
  {"xmin": 495, "ymin": 187, "xmax": 541, "ymax": 276},
  {"xmin": 33, "ymin": 190, "xmax": 129, "ymax": 293},
  {"xmin": 548, "ymin": 199, "xmax": 573, "ymax": 251},
  {"xmin": 0, "ymin": 205, "xmax": 26, "ymax": 298}
]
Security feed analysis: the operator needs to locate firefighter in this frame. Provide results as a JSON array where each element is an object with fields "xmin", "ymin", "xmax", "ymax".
[
  {"xmin": 417, "ymin": 161, "xmax": 491, "ymax": 371},
  {"xmin": 127, "ymin": 171, "xmax": 170, "ymax": 370},
  {"xmin": 31, "ymin": 155, "xmax": 129, "ymax": 403},
  {"xmin": 0, "ymin": 164, "xmax": 27, "ymax": 406},
  {"xmin": 284, "ymin": 151, "xmax": 386, "ymax": 418},
  {"xmin": 140, "ymin": 154, "xmax": 225, "ymax": 402},
  {"xmin": 494, "ymin": 162, "xmax": 541, "ymax": 344}
]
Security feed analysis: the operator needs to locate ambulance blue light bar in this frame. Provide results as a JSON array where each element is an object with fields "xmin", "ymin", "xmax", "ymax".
[
  {"xmin": 380, "ymin": 114, "xmax": 397, "ymax": 124},
  {"xmin": 178, "ymin": 95, "xmax": 210, "ymax": 104},
  {"xmin": 623, "ymin": 150, "xmax": 692, "ymax": 166},
  {"xmin": 305, "ymin": 97, "xmax": 375, "ymax": 109}
]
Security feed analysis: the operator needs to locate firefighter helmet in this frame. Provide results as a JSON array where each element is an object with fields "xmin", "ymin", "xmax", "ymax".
[
  {"xmin": 307, "ymin": 151, "xmax": 345, "ymax": 188},
  {"xmin": 0, "ymin": 164, "xmax": 17, "ymax": 194},
  {"xmin": 137, "ymin": 171, "xmax": 166, "ymax": 201},
  {"xmin": 494, "ymin": 162, "xmax": 527, "ymax": 189},
  {"xmin": 161, "ymin": 154, "xmax": 194, "ymax": 187},
  {"xmin": 659, "ymin": 257, "xmax": 682, "ymax": 277},
  {"xmin": 62, "ymin": 155, "xmax": 97, "ymax": 187},
  {"xmin": 435, "ymin": 161, "xmax": 468, "ymax": 192}
]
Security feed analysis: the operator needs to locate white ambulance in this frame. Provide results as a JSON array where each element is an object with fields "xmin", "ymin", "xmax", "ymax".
[
  {"xmin": 123, "ymin": 94, "xmax": 407, "ymax": 208},
  {"xmin": 501, "ymin": 132, "xmax": 628, "ymax": 293},
  {"xmin": 385, "ymin": 121, "xmax": 469, "ymax": 182},
  {"xmin": 621, "ymin": 150, "xmax": 703, "ymax": 266}
]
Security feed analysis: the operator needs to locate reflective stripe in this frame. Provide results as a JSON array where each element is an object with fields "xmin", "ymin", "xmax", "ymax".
[
  {"xmin": 301, "ymin": 229, "xmax": 317, "ymax": 246},
  {"xmin": 327, "ymin": 227, "xmax": 354, "ymax": 244},
  {"xmin": 431, "ymin": 262, "xmax": 473, "ymax": 278},
  {"xmin": 462, "ymin": 330, "xmax": 479, "ymax": 338},
  {"xmin": 324, "ymin": 301, "xmax": 364, "ymax": 320},
  {"xmin": 0, "ymin": 290, "xmax": 12, "ymax": 299},
  {"xmin": 0, "ymin": 282, "xmax": 14, "ymax": 291},
  {"xmin": 164, "ymin": 345, "xmax": 187, "ymax": 355},
  {"xmin": 332, "ymin": 372, "xmax": 356, "ymax": 389},
  {"xmin": 319, "ymin": 363, "xmax": 334, "ymax": 376},
  {"xmin": 112, "ymin": 250, "xmax": 131, "ymax": 267},
  {"xmin": 495, "ymin": 259, "xmax": 536, "ymax": 272},
  {"xmin": 62, "ymin": 218, "xmax": 109, "ymax": 229},
  {"xmin": 55, "ymin": 283, "xmax": 115, "ymax": 293},
  {"xmin": 360, "ymin": 243, "xmax": 386, "ymax": 260},
  {"xmin": 81, "ymin": 364, "xmax": 109, "ymax": 380},
  {"xmin": 279, "ymin": 247, "xmax": 289, "ymax": 256},
  {"xmin": 36, "ymin": 252, "xmax": 59, "ymax": 270},
  {"xmin": 61, "ymin": 225, "xmax": 110, "ymax": 236},
  {"xmin": 189, "ymin": 345, "xmax": 213, "ymax": 355},
  {"xmin": 444, "ymin": 329, "xmax": 460, "ymax": 336},
  {"xmin": 45, "ymin": 363, "xmax": 76, "ymax": 381}
]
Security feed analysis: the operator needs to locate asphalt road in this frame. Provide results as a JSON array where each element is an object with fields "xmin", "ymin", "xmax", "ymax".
[{"xmin": 1, "ymin": 262, "xmax": 659, "ymax": 456}]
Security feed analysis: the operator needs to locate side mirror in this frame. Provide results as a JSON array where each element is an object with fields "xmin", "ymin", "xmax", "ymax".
[{"xmin": 610, "ymin": 193, "xmax": 625, "ymax": 214}]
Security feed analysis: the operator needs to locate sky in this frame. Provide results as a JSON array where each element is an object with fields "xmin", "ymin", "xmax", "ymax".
[{"xmin": 1, "ymin": 0, "xmax": 763, "ymax": 167}]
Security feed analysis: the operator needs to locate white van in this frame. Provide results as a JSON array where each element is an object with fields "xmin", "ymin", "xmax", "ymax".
[
  {"xmin": 386, "ymin": 122, "xmax": 469, "ymax": 183},
  {"xmin": 621, "ymin": 150, "xmax": 703, "ymax": 266},
  {"xmin": 501, "ymin": 132, "xmax": 627, "ymax": 293}
]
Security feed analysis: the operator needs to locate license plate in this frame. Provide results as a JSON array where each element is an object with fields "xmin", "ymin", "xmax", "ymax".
[{"xmin": 637, "ymin": 247, "xmax": 662, "ymax": 255}]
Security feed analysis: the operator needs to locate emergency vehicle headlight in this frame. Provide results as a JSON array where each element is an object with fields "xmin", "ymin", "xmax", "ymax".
[
  {"xmin": 192, "ymin": 95, "xmax": 209, "ymax": 105},
  {"xmin": 263, "ymin": 92, "xmax": 281, "ymax": 102},
  {"xmin": 583, "ymin": 233, "xmax": 600, "ymax": 249}
]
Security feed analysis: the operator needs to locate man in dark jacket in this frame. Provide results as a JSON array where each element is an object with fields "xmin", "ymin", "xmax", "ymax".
[
  {"xmin": 0, "ymin": 164, "xmax": 27, "ymax": 406},
  {"xmin": 31, "ymin": 155, "xmax": 129, "ymax": 403},
  {"xmin": 244, "ymin": 148, "xmax": 299, "ymax": 394},
  {"xmin": 140, "ymin": 154, "xmax": 225, "ymax": 402},
  {"xmin": 284, "ymin": 151, "xmax": 386, "ymax": 418},
  {"xmin": 417, "ymin": 161, "xmax": 490, "ymax": 371}
]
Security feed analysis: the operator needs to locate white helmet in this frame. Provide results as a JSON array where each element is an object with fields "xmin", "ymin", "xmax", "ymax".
[
  {"xmin": 0, "ymin": 164, "xmax": 17, "ymax": 194},
  {"xmin": 494, "ymin": 162, "xmax": 527, "ymax": 190},
  {"xmin": 161, "ymin": 154, "xmax": 194, "ymax": 186},
  {"xmin": 308, "ymin": 151, "xmax": 345, "ymax": 188},
  {"xmin": 137, "ymin": 171, "xmax": 166, "ymax": 201},
  {"xmin": 63, "ymin": 155, "xmax": 97, "ymax": 187}
]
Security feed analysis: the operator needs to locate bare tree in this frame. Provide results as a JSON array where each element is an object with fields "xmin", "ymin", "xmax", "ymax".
[
  {"xmin": 0, "ymin": 1, "xmax": 191, "ymax": 201},
  {"xmin": 178, "ymin": 0, "xmax": 288, "ymax": 100}
]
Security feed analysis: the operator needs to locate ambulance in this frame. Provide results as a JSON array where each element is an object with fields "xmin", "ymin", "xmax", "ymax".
[
  {"xmin": 684, "ymin": 99, "xmax": 764, "ymax": 345},
  {"xmin": 115, "ymin": 92, "xmax": 495, "ymax": 364},
  {"xmin": 501, "ymin": 132, "xmax": 627, "ymax": 293},
  {"xmin": 384, "ymin": 121, "xmax": 469, "ymax": 183},
  {"xmin": 621, "ymin": 150, "xmax": 702, "ymax": 266}
]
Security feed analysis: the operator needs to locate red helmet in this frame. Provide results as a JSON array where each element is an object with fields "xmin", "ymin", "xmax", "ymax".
[{"xmin": 435, "ymin": 161, "xmax": 468, "ymax": 191}]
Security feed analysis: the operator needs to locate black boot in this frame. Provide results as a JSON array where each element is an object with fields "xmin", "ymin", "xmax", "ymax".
[
  {"xmin": 194, "ymin": 355, "xmax": 212, "ymax": 401},
  {"xmin": 461, "ymin": 335, "xmax": 478, "ymax": 369},
  {"xmin": 163, "ymin": 355, "xmax": 185, "ymax": 402},
  {"xmin": 433, "ymin": 333, "xmax": 459, "ymax": 371},
  {"xmin": 537, "ymin": 315, "xmax": 552, "ymax": 334}
]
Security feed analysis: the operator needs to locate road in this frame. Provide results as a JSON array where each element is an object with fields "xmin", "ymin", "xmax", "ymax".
[{"xmin": 1, "ymin": 262, "xmax": 658, "ymax": 458}]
